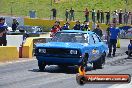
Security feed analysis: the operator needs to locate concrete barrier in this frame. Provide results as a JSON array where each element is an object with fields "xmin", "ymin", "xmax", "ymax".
[
  {"xmin": 22, "ymin": 37, "xmax": 51, "ymax": 58},
  {"xmin": 0, "ymin": 46, "xmax": 19, "ymax": 62},
  {"xmin": 24, "ymin": 17, "xmax": 76, "ymax": 29}
]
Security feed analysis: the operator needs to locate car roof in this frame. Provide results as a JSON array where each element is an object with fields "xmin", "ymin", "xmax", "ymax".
[{"xmin": 60, "ymin": 30, "xmax": 94, "ymax": 34}]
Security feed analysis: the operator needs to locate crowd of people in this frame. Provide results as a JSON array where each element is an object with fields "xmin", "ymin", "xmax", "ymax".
[
  {"xmin": 51, "ymin": 8, "xmax": 132, "ymax": 25},
  {"xmin": 50, "ymin": 20, "xmax": 132, "ymax": 58}
]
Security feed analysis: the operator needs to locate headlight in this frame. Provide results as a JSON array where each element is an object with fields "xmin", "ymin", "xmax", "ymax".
[
  {"xmin": 38, "ymin": 49, "xmax": 46, "ymax": 53},
  {"xmin": 70, "ymin": 50, "xmax": 78, "ymax": 54}
]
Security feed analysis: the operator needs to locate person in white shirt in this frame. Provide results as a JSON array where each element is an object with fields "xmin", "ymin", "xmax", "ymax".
[{"xmin": 112, "ymin": 11, "xmax": 118, "ymax": 23}]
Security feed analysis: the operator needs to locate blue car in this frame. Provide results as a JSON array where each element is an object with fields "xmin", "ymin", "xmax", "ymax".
[{"xmin": 35, "ymin": 30, "xmax": 108, "ymax": 71}]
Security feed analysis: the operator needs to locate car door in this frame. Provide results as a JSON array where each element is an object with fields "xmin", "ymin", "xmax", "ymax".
[
  {"xmin": 88, "ymin": 34, "xmax": 97, "ymax": 62},
  {"xmin": 91, "ymin": 33, "xmax": 103, "ymax": 60}
]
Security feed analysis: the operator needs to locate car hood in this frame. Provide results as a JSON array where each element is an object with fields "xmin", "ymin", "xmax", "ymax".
[{"xmin": 36, "ymin": 42, "xmax": 89, "ymax": 49}]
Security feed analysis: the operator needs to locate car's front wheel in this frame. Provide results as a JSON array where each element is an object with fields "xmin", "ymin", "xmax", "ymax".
[{"xmin": 38, "ymin": 61, "xmax": 46, "ymax": 71}]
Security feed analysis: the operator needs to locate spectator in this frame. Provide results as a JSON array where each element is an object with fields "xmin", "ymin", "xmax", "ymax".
[
  {"xmin": 61, "ymin": 22, "xmax": 70, "ymax": 30},
  {"xmin": 84, "ymin": 8, "xmax": 89, "ymax": 22},
  {"xmin": 65, "ymin": 9, "xmax": 69, "ymax": 21},
  {"xmin": 112, "ymin": 11, "xmax": 118, "ymax": 24},
  {"xmin": 81, "ymin": 21, "xmax": 90, "ymax": 31},
  {"xmin": 69, "ymin": 8, "xmax": 75, "ymax": 21},
  {"xmin": 92, "ymin": 24, "xmax": 103, "ymax": 38},
  {"xmin": 51, "ymin": 8, "xmax": 57, "ymax": 20},
  {"xmin": 100, "ymin": 10, "xmax": 104, "ymax": 23},
  {"xmin": 73, "ymin": 21, "xmax": 81, "ymax": 30},
  {"xmin": 118, "ymin": 9, "xmax": 123, "ymax": 24},
  {"xmin": 107, "ymin": 23, "xmax": 120, "ymax": 57},
  {"xmin": 106, "ymin": 23, "xmax": 112, "ymax": 44},
  {"xmin": 50, "ymin": 21, "xmax": 61, "ymax": 37},
  {"xmin": 124, "ymin": 12, "xmax": 129, "ymax": 25},
  {"xmin": 106, "ymin": 11, "xmax": 110, "ymax": 25},
  {"xmin": 128, "ymin": 12, "xmax": 131, "ymax": 25},
  {"xmin": 0, "ymin": 17, "xmax": 8, "ymax": 46},
  {"xmin": 125, "ymin": 39, "xmax": 132, "ymax": 58},
  {"xmin": 92, "ymin": 9, "xmax": 96, "ymax": 23},
  {"xmin": 97, "ymin": 10, "xmax": 100, "ymax": 23},
  {"xmin": 12, "ymin": 19, "xmax": 19, "ymax": 32},
  {"xmin": 130, "ymin": 12, "xmax": 132, "ymax": 25}
]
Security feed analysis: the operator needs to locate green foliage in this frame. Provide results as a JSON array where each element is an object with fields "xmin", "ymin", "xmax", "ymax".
[{"xmin": 0, "ymin": 0, "xmax": 131, "ymax": 21}]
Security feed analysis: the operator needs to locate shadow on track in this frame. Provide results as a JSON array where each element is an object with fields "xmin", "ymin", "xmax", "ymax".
[{"xmin": 28, "ymin": 66, "xmax": 94, "ymax": 74}]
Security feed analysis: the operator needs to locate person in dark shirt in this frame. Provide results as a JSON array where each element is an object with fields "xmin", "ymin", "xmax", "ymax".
[
  {"xmin": 69, "ymin": 8, "xmax": 75, "ymax": 21},
  {"xmin": 65, "ymin": 9, "xmax": 69, "ymax": 21},
  {"xmin": 97, "ymin": 10, "xmax": 100, "ymax": 23},
  {"xmin": 61, "ymin": 22, "xmax": 70, "ymax": 30},
  {"xmin": 118, "ymin": 9, "xmax": 123, "ymax": 24},
  {"xmin": 81, "ymin": 21, "xmax": 90, "ymax": 31},
  {"xmin": 12, "ymin": 19, "xmax": 19, "ymax": 32},
  {"xmin": 107, "ymin": 23, "xmax": 120, "ymax": 57},
  {"xmin": 73, "ymin": 21, "xmax": 81, "ymax": 30},
  {"xmin": 106, "ymin": 11, "xmax": 110, "ymax": 25},
  {"xmin": 100, "ymin": 10, "xmax": 104, "ymax": 23},
  {"xmin": 84, "ymin": 8, "xmax": 89, "ymax": 22},
  {"xmin": 92, "ymin": 24, "xmax": 103, "ymax": 38},
  {"xmin": 92, "ymin": 9, "xmax": 96, "ymax": 23},
  {"xmin": 106, "ymin": 23, "xmax": 112, "ymax": 44},
  {"xmin": 0, "ymin": 17, "xmax": 8, "ymax": 46},
  {"xmin": 51, "ymin": 8, "xmax": 57, "ymax": 20}
]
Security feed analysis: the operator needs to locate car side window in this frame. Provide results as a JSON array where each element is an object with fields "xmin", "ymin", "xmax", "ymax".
[
  {"xmin": 89, "ymin": 34, "xmax": 95, "ymax": 44},
  {"xmin": 92, "ymin": 34, "xmax": 100, "ymax": 43}
]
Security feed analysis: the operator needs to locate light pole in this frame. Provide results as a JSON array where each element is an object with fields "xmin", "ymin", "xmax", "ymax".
[
  {"xmin": 51, "ymin": 0, "xmax": 52, "ymax": 6},
  {"xmin": 10, "ymin": 1, "xmax": 14, "ymax": 16},
  {"xmin": 125, "ymin": 0, "xmax": 128, "ymax": 12}
]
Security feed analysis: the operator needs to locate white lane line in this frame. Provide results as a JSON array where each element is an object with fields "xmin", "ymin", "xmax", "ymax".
[{"xmin": 109, "ymin": 78, "xmax": 132, "ymax": 88}]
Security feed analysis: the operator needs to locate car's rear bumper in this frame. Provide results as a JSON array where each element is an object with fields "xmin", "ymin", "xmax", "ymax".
[{"xmin": 36, "ymin": 56, "xmax": 83, "ymax": 66}]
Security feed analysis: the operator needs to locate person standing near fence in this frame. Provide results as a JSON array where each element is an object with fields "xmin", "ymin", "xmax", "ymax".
[
  {"xmin": 112, "ymin": 11, "xmax": 118, "ymax": 24},
  {"xmin": 84, "ymin": 8, "xmax": 89, "ymax": 22},
  {"xmin": 106, "ymin": 11, "xmax": 110, "ymax": 25},
  {"xmin": 100, "ymin": 10, "xmax": 104, "ymax": 23},
  {"xmin": 97, "ymin": 10, "xmax": 100, "ymax": 23},
  {"xmin": 118, "ymin": 9, "xmax": 123, "ymax": 24},
  {"xmin": 51, "ymin": 8, "xmax": 57, "ymax": 20},
  {"xmin": 69, "ymin": 8, "xmax": 75, "ymax": 21},
  {"xmin": 124, "ymin": 11, "xmax": 129, "ymax": 25},
  {"xmin": 65, "ymin": 9, "xmax": 69, "ymax": 21},
  {"xmin": 92, "ymin": 9, "xmax": 96, "ymax": 23},
  {"xmin": 130, "ymin": 12, "xmax": 132, "ymax": 25}
]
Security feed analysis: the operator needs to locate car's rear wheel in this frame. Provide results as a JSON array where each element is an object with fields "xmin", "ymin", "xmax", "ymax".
[
  {"xmin": 101, "ymin": 52, "xmax": 106, "ymax": 64},
  {"xmin": 38, "ymin": 62, "xmax": 46, "ymax": 71},
  {"xmin": 93, "ymin": 57, "xmax": 103, "ymax": 69}
]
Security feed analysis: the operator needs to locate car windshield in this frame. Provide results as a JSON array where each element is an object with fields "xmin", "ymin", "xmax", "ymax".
[{"xmin": 51, "ymin": 32, "xmax": 88, "ymax": 43}]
